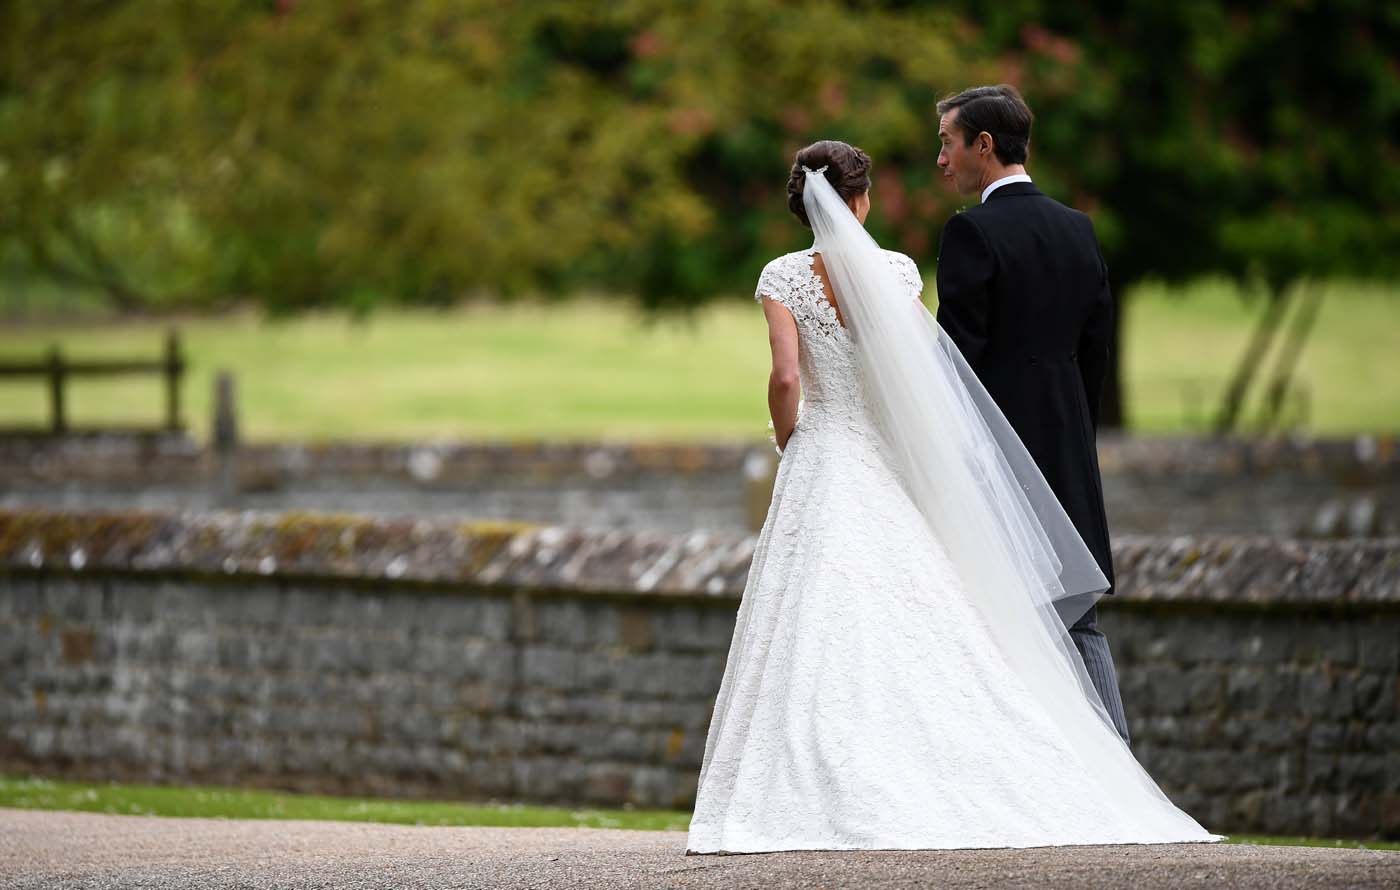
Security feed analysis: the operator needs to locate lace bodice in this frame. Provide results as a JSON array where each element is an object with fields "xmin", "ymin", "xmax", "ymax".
[{"xmin": 755, "ymin": 245, "xmax": 924, "ymax": 425}]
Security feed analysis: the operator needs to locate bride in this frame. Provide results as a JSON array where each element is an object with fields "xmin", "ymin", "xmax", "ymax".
[{"xmin": 685, "ymin": 141, "xmax": 1222, "ymax": 853}]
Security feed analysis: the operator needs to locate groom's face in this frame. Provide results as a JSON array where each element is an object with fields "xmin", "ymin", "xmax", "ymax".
[{"xmin": 937, "ymin": 109, "xmax": 982, "ymax": 196}]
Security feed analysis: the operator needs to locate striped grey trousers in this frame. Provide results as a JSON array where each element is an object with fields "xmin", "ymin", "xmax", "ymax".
[{"xmin": 1070, "ymin": 605, "xmax": 1132, "ymax": 745}]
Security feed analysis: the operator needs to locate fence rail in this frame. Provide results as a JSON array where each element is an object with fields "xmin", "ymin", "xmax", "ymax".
[{"xmin": 0, "ymin": 330, "xmax": 184, "ymax": 434}]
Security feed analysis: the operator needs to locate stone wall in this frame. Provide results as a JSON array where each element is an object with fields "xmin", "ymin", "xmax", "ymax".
[
  {"xmin": 2, "ymin": 432, "xmax": 1396, "ymax": 536},
  {"xmin": 0, "ymin": 509, "xmax": 1397, "ymax": 838},
  {"xmin": 1097, "ymin": 436, "xmax": 1398, "ymax": 538},
  {"xmin": 1103, "ymin": 604, "xmax": 1398, "ymax": 839},
  {"xmin": 0, "ymin": 433, "xmax": 774, "ymax": 533},
  {"xmin": 0, "ymin": 573, "xmax": 734, "ymax": 807}
]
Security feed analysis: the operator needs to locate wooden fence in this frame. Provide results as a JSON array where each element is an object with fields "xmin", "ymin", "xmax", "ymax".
[{"xmin": 0, "ymin": 330, "xmax": 184, "ymax": 434}]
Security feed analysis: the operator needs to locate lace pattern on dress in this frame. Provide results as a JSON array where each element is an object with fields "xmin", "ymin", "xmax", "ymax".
[
  {"xmin": 755, "ymin": 246, "xmax": 922, "ymax": 338},
  {"xmin": 754, "ymin": 246, "xmax": 923, "ymax": 455},
  {"xmin": 688, "ymin": 244, "xmax": 1219, "ymax": 854}
]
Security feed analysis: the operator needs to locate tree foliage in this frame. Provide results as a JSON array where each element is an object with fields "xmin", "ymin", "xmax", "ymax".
[
  {"xmin": 948, "ymin": 0, "xmax": 1400, "ymax": 292},
  {"xmin": 934, "ymin": 0, "xmax": 1399, "ymax": 426},
  {"xmin": 0, "ymin": 0, "xmax": 974, "ymax": 312},
  {"xmin": 1, "ymin": 2, "xmax": 1395, "ymax": 333}
]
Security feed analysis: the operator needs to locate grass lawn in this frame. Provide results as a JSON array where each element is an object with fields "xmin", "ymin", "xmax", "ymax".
[
  {"xmin": 2, "ymin": 775, "xmax": 1397, "ymax": 851},
  {"xmin": 0, "ymin": 774, "xmax": 688, "ymax": 831},
  {"xmin": 0, "ymin": 278, "xmax": 1396, "ymax": 442},
  {"xmin": 1121, "ymin": 278, "xmax": 1398, "ymax": 435}
]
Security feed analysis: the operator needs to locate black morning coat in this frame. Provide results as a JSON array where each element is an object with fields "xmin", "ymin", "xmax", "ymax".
[{"xmin": 934, "ymin": 180, "xmax": 1116, "ymax": 596}]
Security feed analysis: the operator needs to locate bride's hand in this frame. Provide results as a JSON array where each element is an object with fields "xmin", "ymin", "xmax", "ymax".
[{"xmin": 768, "ymin": 399, "xmax": 805, "ymax": 455}]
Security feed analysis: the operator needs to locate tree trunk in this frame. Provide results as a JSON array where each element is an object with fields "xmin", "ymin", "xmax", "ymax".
[
  {"xmin": 1214, "ymin": 285, "xmax": 1292, "ymax": 436},
  {"xmin": 1256, "ymin": 283, "xmax": 1322, "ymax": 432}
]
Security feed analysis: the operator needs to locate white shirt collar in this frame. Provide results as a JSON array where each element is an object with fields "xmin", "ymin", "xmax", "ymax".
[{"xmin": 981, "ymin": 173, "xmax": 1033, "ymax": 204}]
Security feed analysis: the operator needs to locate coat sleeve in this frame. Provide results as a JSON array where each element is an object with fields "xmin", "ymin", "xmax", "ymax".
[
  {"xmin": 1076, "ymin": 222, "xmax": 1114, "ymax": 430},
  {"xmin": 934, "ymin": 212, "xmax": 995, "ymax": 367}
]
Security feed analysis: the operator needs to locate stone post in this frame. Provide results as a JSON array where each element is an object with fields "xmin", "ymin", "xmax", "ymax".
[{"xmin": 212, "ymin": 371, "xmax": 239, "ymax": 506}]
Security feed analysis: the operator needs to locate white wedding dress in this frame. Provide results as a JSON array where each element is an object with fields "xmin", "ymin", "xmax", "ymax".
[{"xmin": 685, "ymin": 244, "xmax": 1222, "ymax": 853}]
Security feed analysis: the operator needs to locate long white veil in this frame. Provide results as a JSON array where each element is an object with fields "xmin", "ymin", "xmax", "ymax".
[{"xmin": 801, "ymin": 165, "xmax": 1126, "ymax": 741}]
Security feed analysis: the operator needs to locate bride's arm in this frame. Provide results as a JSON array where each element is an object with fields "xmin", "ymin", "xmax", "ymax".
[{"xmin": 761, "ymin": 298, "xmax": 801, "ymax": 450}]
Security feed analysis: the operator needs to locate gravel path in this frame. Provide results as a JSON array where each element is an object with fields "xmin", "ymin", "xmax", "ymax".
[{"xmin": 3, "ymin": 807, "xmax": 1397, "ymax": 890}]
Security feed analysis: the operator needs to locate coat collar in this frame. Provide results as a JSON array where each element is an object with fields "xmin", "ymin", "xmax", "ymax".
[{"xmin": 983, "ymin": 181, "xmax": 1042, "ymax": 201}]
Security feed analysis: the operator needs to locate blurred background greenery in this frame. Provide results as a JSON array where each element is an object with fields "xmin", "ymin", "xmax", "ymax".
[
  {"xmin": 1, "ymin": 1, "xmax": 1396, "ymax": 438},
  {"xmin": 2, "ymin": 280, "xmax": 1396, "ymax": 441}
]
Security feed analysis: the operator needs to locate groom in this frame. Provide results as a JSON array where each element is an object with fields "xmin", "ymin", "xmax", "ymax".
[{"xmin": 932, "ymin": 84, "xmax": 1130, "ymax": 744}]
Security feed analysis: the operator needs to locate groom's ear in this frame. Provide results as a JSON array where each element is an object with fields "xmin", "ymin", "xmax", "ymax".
[{"xmin": 976, "ymin": 131, "xmax": 995, "ymax": 156}]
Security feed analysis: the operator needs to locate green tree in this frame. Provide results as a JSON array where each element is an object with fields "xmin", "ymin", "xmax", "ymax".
[
  {"xmin": 0, "ymin": 2, "xmax": 213, "ymax": 309},
  {"xmin": 941, "ymin": 0, "xmax": 1400, "ymax": 427},
  {"xmin": 3, "ymin": 1, "xmax": 1396, "ymax": 433},
  {"xmin": 0, "ymin": 1, "xmax": 969, "ymax": 311}
]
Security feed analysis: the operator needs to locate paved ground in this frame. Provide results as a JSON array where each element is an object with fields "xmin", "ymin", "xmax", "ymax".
[{"xmin": 2, "ymin": 808, "xmax": 1398, "ymax": 890}]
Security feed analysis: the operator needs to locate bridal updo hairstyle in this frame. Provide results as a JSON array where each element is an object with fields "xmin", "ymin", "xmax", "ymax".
[{"xmin": 786, "ymin": 140, "xmax": 872, "ymax": 229}]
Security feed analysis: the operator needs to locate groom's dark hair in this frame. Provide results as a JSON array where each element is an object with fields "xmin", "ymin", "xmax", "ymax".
[{"xmin": 937, "ymin": 85, "xmax": 1033, "ymax": 166}]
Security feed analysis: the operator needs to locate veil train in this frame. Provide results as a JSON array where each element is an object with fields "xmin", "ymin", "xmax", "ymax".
[{"xmin": 801, "ymin": 166, "xmax": 1163, "ymax": 782}]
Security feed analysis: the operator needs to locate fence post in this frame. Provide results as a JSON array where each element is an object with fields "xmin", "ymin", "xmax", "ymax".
[
  {"xmin": 164, "ymin": 330, "xmax": 184, "ymax": 431},
  {"xmin": 47, "ymin": 346, "xmax": 66, "ymax": 435},
  {"xmin": 212, "ymin": 371, "xmax": 239, "ymax": 505}
]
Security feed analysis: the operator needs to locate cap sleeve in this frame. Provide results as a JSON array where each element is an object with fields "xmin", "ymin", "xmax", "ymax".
[
  {"xmin": 754, "ymin": 256, "xmax": 794, "ymax": 310},
  {"xmin": 889, "ymin": 251, "xmax": 924, "ymax": 301}
]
